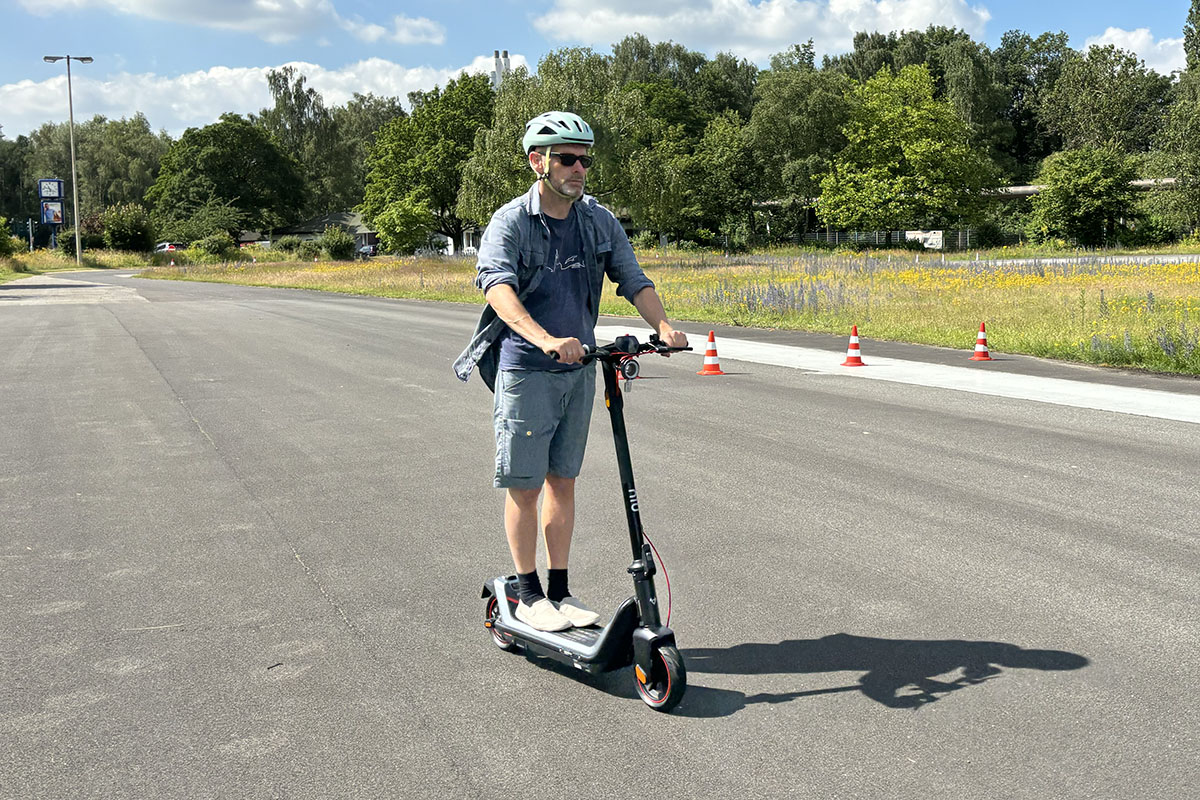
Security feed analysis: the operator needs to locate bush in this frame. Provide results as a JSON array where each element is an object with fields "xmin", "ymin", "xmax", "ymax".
[
  {"xmin": 101, "ymin": 203, "xmax": 156, "ymax": 251},
  {"xmin": 630, "ymin": 230, "xmax": 658, "ymax": 249},
  {"xmin": 194, "ymin": 231, "xmax": 236, "ymax": 257},
  {"xmin": 0, "ymin": 218, "xmax": 18, "ymax": 258},
  {"xmin": 974, "ymin": 220, "xmax": 1005, "ymax": 249},
  {"xmin": 275, "ymin": 235, "xmax": 302, "ymax": 253},
  {"xmin": 319, "ymin": 225, "xmax": 356, "ymax": 260},
  {"xmin": 56, "ymin": 228, "xmax": 106, "ymax": 256},
  {"xmin": 297, "ymin": 240, "xmax": 321, "ymax": 260}
]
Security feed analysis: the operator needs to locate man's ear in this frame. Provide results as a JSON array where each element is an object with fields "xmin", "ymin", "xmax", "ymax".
[{"xmin": 528, "ymin": 150, "xmax": 545, "ymax": 177}]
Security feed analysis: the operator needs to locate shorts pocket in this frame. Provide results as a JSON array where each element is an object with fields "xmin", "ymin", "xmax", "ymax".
[{"xmin": 498, "ymin": 417, "xmax": 554, "ymax": 480}]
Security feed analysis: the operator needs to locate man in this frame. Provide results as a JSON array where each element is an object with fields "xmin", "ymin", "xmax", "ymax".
[{"xmin": 454, "ymin": 111, "xmax": 687, "ymax": 631}]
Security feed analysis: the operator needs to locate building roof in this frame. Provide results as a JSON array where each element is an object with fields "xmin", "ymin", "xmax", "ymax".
[{"xmin": 275, "ymin": 211, "xmax": 374, "ymax": 236}]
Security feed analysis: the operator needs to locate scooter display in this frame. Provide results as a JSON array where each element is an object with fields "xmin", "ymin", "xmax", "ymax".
[{"xmin": 482, "ymin": 334, "xmax": 691, "ymax": 712}]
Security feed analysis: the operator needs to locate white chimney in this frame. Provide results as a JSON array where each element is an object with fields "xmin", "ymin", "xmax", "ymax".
[{"xmin": 492, "ymin": 50, "xmax": 502, "ymax": 90}]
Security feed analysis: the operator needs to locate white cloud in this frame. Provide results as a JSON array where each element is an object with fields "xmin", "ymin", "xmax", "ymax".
[
  {"xmin": 0, "ymin": 54, "xmax": 527, "ymax": 139},
  {"xmin": 341, "ymin": 14, "xmax": 446, "ymax": 45},
  {"xmin": 14, "ymin": 0, "xmax": 445, "ymax": 46},
  {"xmin": 535, "ymin": 0, "xmax": 992, "ymax": 62},
  {"xmin": 1084, "ymin": 27, "xmax": 1185, "ymax": 76}
]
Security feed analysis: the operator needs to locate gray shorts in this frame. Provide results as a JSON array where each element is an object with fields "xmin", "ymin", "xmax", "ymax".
[{"xmin": 493, "ymin": 366, "xmax": 596, "ymax": 489}]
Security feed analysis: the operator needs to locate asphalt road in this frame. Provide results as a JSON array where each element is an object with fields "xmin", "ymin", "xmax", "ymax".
[{"xmin": 2, "ymin": 272, "xmax": 1198, "ymax": 799}]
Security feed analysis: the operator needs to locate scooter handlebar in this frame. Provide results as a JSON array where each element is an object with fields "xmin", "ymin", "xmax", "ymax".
[{"xmin": 550, "ymin": 335, "xmax": 691, "ymax": 364}]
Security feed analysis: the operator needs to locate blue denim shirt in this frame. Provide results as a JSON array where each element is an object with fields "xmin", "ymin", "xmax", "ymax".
[{"xmin": 453, "ymin": 183, "xmax": 654, "ymax": 391}]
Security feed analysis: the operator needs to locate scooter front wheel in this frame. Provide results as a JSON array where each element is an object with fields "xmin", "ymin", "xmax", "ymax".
[
  {"xmin": 635, "ymin": 645, "xmax": 686, "ymax": 712},
  {"xmin": 484, "ymin": 595, "xmax": 516, "ymax": 651}
]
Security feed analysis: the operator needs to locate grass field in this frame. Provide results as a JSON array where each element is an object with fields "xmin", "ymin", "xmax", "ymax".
[{"xmin": 136, "ymin": 250, "xmax": 1200, "ymax": 375}]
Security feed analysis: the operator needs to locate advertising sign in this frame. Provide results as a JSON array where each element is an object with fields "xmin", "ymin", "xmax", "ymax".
[
  {"xmin": 41, "ymin": 201, "xmax": 65, "ymax": 225},
  {"xmin": 38, "ymin": 178, "xmax": 65, "ymax": 199}
]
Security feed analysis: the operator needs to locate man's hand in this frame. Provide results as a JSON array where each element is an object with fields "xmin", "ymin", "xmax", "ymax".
[
  {"xmin": 544, "ymin": 336, "xmax": 585, "ymax": 364},
  {"xmin": 658, "ymin": 328, "xmax": 688, "ymax": 350}
]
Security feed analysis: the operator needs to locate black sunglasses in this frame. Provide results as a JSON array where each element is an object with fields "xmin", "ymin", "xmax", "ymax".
[{"xmin": 551, "ymin": 153, "xmax": 594, "ymax": 168}]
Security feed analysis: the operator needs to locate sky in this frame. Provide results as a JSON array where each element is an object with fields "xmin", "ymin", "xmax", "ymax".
[{"xmin": 0, "ymin": 0, "xmax": 1193, "ymax": 140}]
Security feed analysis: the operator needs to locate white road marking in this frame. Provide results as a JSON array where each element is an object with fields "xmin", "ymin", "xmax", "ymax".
[
  {"xmin": 594, "ymin": 324, "xmax": 1200, "ymax": 425},
  {"xmin": 0, "ymin": 275, "xmax": 147, "ymax": 305}
]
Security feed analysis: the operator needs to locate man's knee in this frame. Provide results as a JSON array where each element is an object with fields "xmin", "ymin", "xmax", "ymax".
[
  {"xmin": 545, "ymin": 474, "xmax": 575, "ymax": 492},
  {"xmin": 507, "ymin": 486, "xmax": 541, "ymax": 509}
]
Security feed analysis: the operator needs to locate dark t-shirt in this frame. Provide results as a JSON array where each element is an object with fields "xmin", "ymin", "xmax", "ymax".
[{"xmin": 497, "ymin": 207, "xmax": 596, "ymax": 371}]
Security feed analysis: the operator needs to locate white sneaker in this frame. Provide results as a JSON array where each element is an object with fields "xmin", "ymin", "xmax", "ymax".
[
  {"xmin": 554, "ymin": 596, "xmax": 601, "ymax": 628},
  {"xmin": 515, "ymin": 598, "xmax": 572, "ymax": 631}
]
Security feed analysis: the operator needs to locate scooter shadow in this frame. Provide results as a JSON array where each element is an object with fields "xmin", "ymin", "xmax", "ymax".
[
  {"xmin": 521, "ymin": 655, "xmax": 642, "ymax": 701},
  {"xmin": 675, "ymin": 632, "xmax": 1089, "ymax": 718}
]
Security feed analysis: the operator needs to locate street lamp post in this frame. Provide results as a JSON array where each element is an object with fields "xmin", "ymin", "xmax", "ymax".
[{"xmin": 43, "ymin": 54, "xmax": 92, "ymax": 266}]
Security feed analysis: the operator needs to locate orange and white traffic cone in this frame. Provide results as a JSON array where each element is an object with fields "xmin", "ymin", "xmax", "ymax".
[
  {"xmin": 841, "ymin": 325, "xmax": 866, "ymax": 367},
  {"xmin": 970, "ymin": 322, "xmax": 993, "ymax": 361},
  {"xmin": 169, "ymin": 259, "xmax": 174, "ymax": 266},
  {"xmin": 697, "ymin": 331, "xmax": 725, "ymax": 375}
]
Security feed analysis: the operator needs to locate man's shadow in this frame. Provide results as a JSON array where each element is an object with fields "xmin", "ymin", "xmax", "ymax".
[{"xmin": 672, "ymin": 633, "xmax": 1088, "ymax": 717}]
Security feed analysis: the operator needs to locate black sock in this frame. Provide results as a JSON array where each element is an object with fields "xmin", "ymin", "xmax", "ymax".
[
  {"xmin": 547, "ymin": 568, "xmax": 570, "ymax": 603},
  {"xmin": 517, "ymin": 571, "xmax": 545, "ymax": 606}
]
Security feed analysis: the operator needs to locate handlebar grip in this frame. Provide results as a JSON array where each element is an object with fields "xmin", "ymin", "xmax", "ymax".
[{"xmin": 549, "ymin": 344, "xmax": 594, "ymax": 362}]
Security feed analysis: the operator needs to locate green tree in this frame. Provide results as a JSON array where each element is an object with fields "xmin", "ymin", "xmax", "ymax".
[
  {"xmin": 1144, "ymin": 71, "xmax": 1200, "ymax": 235},
  {"xmin": 332, "ymin": 93, "xmax": 407, "ymax": 209},
  {"xmin": 0, "ymin": 133, "xmax": 34, "ymax": 224},
  {"xmin": 1186, "ymin": 0, "xmax": 1200, "ymax": 72},
  {"xmin": 611, "ymin": 34, "xmax": 707, "ymax": 94},
  {"xmin": 372, "ymin": 197, "xmax": 436, "ymax": 253},
  {"xmin": 24, "ymin": 114, "xmax": 170, "ymax": 215},
  {"xmin": 1041, "ymin": 45, "xmax": 1172, "ymax": 153},
  {"xmin": 456, "ymin": 48, "xmax": 622, "ymax": 224},
  {"xmin": 825, "ymin": 27, "xmax": 1013, "ymax": 176},
  {"xmin": 816, "ymin": 65, "xmax": 995, "ymax": 238},
  {"xmin": 994, "ymin": 30, "xmax": 1073, "ymax": 181},
  {"xmin": 694, "ymin": 52, "xmax": 758, "ymax": 120},
  {"xmin": 146, "ymin": 114, "xmax": 305, "ymax": 236},
  {"xmin": 748, "ymin": 46, "xmax": 851, "ymax": 231},
  {"xmin": 360, "ymin": 72, "xmax": 493, "ymax": 247},
  {"xmin": 625, "ymin": 132, "xmax": 694, "ymax": 240},
  {"xmin": 252, "ymin": 67, "xmax": 340, "ymax": 214},
  {"xmin": 690, "ymin": 111, "xmax": 761, "ymax": 247},
  {"xmin": 1027, "ymin": 147, "xmax": 1139, "ymax": 245}
]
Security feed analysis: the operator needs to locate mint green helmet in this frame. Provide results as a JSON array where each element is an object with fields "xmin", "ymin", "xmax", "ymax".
[{"xmin": 522, "ymin": 111, "xmax": 594, "ymax": 154}]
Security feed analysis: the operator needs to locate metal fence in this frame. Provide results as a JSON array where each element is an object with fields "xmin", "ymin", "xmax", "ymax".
[{"xmin": 802, "ymin": 228, "xmax": 989, "ymax": 250}]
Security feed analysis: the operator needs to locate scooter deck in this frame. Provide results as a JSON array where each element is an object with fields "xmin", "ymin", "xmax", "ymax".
[{"xmin": 486, "ymin": 576, "xmax": 639, "ymax": 673}]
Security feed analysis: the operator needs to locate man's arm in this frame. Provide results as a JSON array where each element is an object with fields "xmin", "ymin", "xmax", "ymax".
[
  {"xmin": 484, "ymin": 283, "xmax": 586, "ymax": 364},
  {"xmin": 631, "ymin": 286, "xmax": 688, "ymax": 349}
]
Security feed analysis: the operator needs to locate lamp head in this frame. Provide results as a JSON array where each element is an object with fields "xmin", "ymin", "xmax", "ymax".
[
  {"xmin": 77, "ymin": 57, "xmax": 93, "ymax": 64},
  {"xmin": 43, "ymin": 56, "xmax": 64, "ymax": 63}
]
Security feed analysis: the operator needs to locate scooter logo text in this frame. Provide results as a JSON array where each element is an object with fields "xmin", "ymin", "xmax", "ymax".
[{"xmin": 627, "ymin": 488, "xmax": 639, "ymax": 512}]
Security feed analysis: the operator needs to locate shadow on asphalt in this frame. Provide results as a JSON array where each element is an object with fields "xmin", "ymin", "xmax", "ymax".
[
  {"xmin": 518, "ymin": 632, "xmax": 1087, "ymax": 717},
  {"xmin": 0, "ymin": 283, "xmax": 91, "ymax": 292},
  {"xmin": 676, "ymin": 633, "xmax": 1089, "ymax": 717}
]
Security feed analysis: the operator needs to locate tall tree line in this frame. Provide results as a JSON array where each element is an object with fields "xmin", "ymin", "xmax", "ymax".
[{"xmin": 6, "ymin": 1, "xmax": 1200, "ymax": 250}]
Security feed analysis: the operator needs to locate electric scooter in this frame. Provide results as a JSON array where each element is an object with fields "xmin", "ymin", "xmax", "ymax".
[{"xmin": 482, "ymin": 334, "xmax": 691, "ymax": 712}]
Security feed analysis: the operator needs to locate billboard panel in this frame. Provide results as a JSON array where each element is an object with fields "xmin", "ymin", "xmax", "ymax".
[{"xmin": 41, "ymin": 201, "xmax": 65, "ymax": 224}]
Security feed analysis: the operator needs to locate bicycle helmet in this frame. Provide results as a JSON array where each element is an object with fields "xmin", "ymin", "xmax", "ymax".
[{"xmin": 522, "ymin": 111, "xmax": 594, "ymax": 154}]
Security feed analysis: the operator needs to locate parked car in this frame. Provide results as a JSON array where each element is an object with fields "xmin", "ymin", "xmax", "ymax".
[
  {"xmin": 357, "ymin": 244, "xmax": 377, "ymax": 259},
  {"xmin": 154, "ymin": 242, "xmax": 183, "ymax": 253}
]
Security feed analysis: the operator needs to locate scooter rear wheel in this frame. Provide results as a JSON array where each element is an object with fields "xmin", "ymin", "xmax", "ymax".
[
  {"xmin": 485, "ymin": 595, "xmax": 516, "ymax": 651},
  {"xmin": 635, "ymin": 645, "xmax": 686, "ymax": 712}
]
